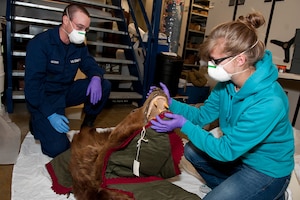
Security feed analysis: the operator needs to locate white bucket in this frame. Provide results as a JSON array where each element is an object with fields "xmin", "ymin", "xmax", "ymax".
[{"xmin": 0, "ymin": 72, "xmax": 5, "ymax": 93}]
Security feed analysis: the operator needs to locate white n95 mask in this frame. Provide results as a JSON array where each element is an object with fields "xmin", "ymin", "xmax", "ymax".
[
  {"xmin": 68, "ymin": 29, "xmax": 86, "ymax": 44},
  {"xmin": 208, "ymin": 51, "xmax": 252, "ymax": 82},
  {"xmin": 208, "ymin": 60, "xmax": 233, "ymax": 82}
]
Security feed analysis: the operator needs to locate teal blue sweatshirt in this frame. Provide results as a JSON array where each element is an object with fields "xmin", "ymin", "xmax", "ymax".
[{"xmin": 170, "ymin": 50, "xmax": 294, "ymax": 178}]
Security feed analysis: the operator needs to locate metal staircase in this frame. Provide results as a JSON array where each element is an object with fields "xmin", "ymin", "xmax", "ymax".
[{"xmin": 4, "ymin": 0, "xmax": 162, "ymax": 112}]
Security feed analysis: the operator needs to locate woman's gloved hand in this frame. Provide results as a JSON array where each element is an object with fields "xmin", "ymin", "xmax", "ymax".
[
  {"xmin": 147, "ymin": 82, "xmax": 172, "ymax": 105},
  {"xmin": 86, "ymin": 76, "xmax": 102, "ymax": 105},
  {"xmin": 151, "ymin": 112, "xmax": 187, "ymax": 132},
  {"xmin": 47, "ymin": 113, "xmax": 70, "ymax": 133}
]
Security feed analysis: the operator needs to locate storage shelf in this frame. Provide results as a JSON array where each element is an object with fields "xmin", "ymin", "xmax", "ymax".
[
  {"xmin": 188, "ymin": 29, "xmax": 205, "ymax": 34},
  {"xmin": 191, "ymin": 12, "xmax": 208, "ymax": 18},
  {"xmin": 182, "ymin": 0, "xmax": 210, "ymax": 70},
  {"xmin": 192, "ymin": 3, "xmax": 209, "ymax": 11}
]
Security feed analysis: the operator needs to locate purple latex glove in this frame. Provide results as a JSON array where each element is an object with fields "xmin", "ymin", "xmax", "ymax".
[
  {"xmin": 86, "ymin": 76, "xmax": 102, "ymax": 105},
  {"xmin": 147, "ymin": 82, "xmax": 172, "ymax": 105},
  {"xmin": 151, "ymin": 112, "xmax": 187, "ymax": 132},
  {"xmin": 47, "ymin": 113, "xmax": 70, "ymax": 133}
]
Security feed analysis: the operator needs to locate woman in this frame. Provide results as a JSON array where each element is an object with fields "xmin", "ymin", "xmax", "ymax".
[{"xmin": 150, "ymin": 12, "xmax": 294, "ymax": 199}]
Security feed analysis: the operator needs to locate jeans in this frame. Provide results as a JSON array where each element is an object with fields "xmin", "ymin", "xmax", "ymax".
[{"xmin": 184, "ymin": 142, "xmax": 291, "ymax": 200}]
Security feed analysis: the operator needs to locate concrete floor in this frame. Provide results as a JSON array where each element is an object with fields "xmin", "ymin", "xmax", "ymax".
[{"xmin": 0, "ymin": 101, "xmax": 136, "ymax": 200}]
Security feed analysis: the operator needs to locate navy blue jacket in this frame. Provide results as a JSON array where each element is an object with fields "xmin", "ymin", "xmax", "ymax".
[{"xmin": 25, "ymin": 26, "xmax": 105, "ymax": 118}]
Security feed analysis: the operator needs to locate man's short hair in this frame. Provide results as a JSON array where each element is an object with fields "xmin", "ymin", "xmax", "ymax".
[{"xmin": 62, "ymin": 4, "xmax": 90, "ymax": 20}]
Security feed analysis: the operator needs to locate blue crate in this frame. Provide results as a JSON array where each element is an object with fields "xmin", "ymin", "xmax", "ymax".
[
  {"xmin": 177, "ymin": 86, "xmax": 210, "ymax": 104},
  {"xmin": 157, "ymin": 44, "xmax": 169, "ymax": 53}
]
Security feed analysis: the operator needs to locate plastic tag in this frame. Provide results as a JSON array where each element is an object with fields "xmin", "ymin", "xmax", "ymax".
[{"xmin": 133, "ymin": 159, "xmax": 140, "ymax": 176}]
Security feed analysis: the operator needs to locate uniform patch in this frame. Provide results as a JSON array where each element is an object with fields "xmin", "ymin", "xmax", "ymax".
[
  {"xmin": 50, "ymin": 60, "xmax": 59, "ymax": 64},
  {"xmin": 70, "ymin": 58, "xmax": 81, "ymax": 64}
]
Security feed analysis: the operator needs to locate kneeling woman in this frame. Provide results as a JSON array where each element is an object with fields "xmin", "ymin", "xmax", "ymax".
[{"xmin": 150, "ymin": 12, "xmax": 294, "ymax": 200}]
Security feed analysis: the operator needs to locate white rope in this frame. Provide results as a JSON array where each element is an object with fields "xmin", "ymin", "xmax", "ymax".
[{"xmin": 133, "ymin": 126, "xmax": 148, "ymax": 176}]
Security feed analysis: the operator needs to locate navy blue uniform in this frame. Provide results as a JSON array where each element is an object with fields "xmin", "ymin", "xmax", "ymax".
[{"xmin": 25, "ymin": 26, "xmax": 111, "ymax": 157}]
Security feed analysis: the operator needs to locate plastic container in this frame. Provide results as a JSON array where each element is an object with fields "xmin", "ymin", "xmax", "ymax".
[
  {"xmin": 153, "ymin": 52, "xmax": 183, "ymax": 97},
  {"xmin": 277, "ymin": 65, "xmax": 287, "ymax": 73}
]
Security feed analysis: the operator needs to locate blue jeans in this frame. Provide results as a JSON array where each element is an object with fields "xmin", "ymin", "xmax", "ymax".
[{"xmin": 184, "ymin": 142, "xmax": 291, "ymax": 200}]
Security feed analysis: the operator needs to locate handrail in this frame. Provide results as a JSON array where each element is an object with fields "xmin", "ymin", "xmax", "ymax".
[{"xmin": 124, "ymin": 0, "xmax": 162, "ymax": 100}]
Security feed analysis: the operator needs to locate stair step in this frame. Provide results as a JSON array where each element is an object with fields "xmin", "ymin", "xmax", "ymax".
[
  {"xmin": 88, "ymin": 27, "xmax": 127, "ymax": 35},
  {"xmin": 59, "ymin": 0, "xmax": 120, "ymax": 10},
  {"xmin": 11, "ymin": 33, "xmax": 34, "ymax": 39},
  {"xmin": 12, "ymin": 70, "xmax": 139, "ymax": 81},
  {"xmin": 12, "ymin": 51, "xmax": 26, "ymax": 57},
  {"xmin": 13, "ymin": 16, "xmax": 60, "ymax": 26},
  {"xmin": 12, "ymin": 91, "xmax": 142, "ymax": 100},
  {"xmin": 104, "ymin": 74, "xmax": 138, "ymax": 81},
  {"xmin": 12, "ymin": 70, "xmax": 25, "ymax": 77},
  {"xmin": 12, "ymin": 28, "xmax": 127, "ymax": 40},
  {"xmin": 86, "ymin": 41, "xmax": 131, "ymax": 49},
  {"xmin": 12, "ymin": 91, "xmax": 25, "ymax": 100},
  {"xmin": 11, "ymin": 52, "xmax": 135, "ymax": 65},
  {"xmin": 109, "ymin": 92, "xmax": 142, "ymax": 99},
  {"xmin": 13, "ymin": 1, "xmax": 122, "ymax": 22},
  {"xmin": 94, "ymin": 57, "xmax": 135, "ymax": 65},
  {"xmin": 14, "ymin": 1, "xmax": 62, "ymax": 12},
  {"xmin": 12, "ymin": 15, "xmax": 121, "ymax": 27}
]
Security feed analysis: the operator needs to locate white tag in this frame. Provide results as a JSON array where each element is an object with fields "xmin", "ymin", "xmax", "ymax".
[{"xmin": 133, "ymin": 159, "xmax": 140, "ymax": 177}]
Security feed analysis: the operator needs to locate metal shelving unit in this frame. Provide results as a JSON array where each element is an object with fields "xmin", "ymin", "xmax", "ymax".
[{"xmin": 182, "ymin": 0, "xmax": 209, "ymax": 70}]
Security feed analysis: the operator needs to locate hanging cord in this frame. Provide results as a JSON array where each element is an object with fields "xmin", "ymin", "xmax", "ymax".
[{"xmin": 133, "ymin": 126, "xmax": 148, "ymax": 176}]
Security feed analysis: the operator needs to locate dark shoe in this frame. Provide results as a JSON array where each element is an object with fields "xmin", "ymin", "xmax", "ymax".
[{"xmin": 81, "ymin": 114, "xmax": 97, "ymax": 128}]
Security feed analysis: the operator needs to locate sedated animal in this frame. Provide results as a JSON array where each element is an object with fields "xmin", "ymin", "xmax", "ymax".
[{"xmin": 69, "ymin": 88, "xmax": 169, "ymax": 200}]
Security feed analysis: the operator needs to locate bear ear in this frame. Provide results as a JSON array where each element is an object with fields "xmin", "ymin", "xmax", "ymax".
[{"xmin": 145, "ymin": 95, "xmax": 169, "ymax": 122}]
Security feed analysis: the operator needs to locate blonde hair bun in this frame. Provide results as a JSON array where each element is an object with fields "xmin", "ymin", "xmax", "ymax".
[{"xmin": 237, "ymin": 12, "xmax": 265, "ymax": 30}]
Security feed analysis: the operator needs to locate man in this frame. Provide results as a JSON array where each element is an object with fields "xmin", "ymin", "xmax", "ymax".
[{"xmin": 25, "ymin": 4, "xmax": 111, "ymax": 157}]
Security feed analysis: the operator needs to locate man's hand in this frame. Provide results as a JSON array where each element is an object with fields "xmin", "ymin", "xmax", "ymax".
[
  {"xmin": 151, "ymin": 113, "xmax": 187, "ymax": 132},
  {"xmin": 86, "ymin": 76, "xmax": 102, "ymax": 105},
  {"xmin": 47, "ymin": 113, "xmax": 70, "ymax": 133}
]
